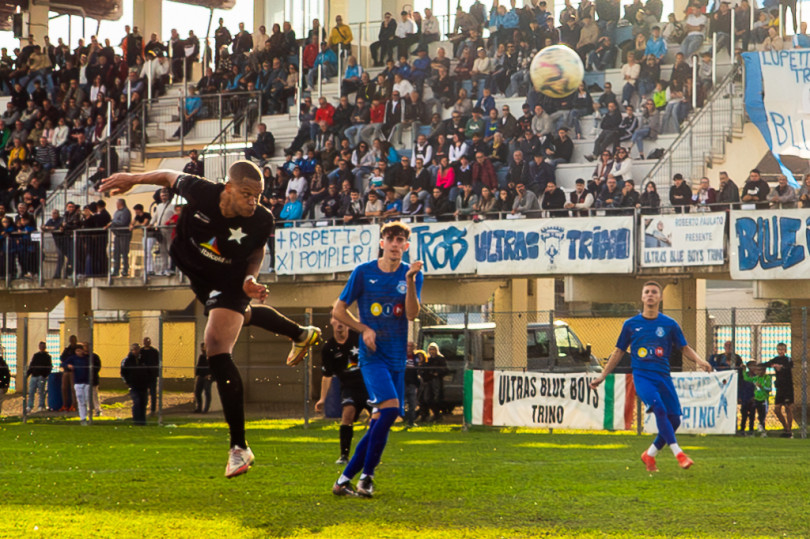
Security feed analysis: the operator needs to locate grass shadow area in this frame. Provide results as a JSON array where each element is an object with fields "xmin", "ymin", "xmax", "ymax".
[{"xmin": 0, "ymin": 420, "xmax": 808, "ymax": 537}]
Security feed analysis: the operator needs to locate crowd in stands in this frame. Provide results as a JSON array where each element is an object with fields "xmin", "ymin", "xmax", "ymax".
[{"xmin": 1, "ymin": 0, "xmax": 808, "ymax": 280}]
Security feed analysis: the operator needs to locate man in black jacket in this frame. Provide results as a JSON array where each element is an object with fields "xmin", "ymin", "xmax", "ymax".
[
  {"xmin": 194, "ymin": 343, "xmax": 212, "ymax": 413},
  {"xmin": 370, "ymin": 13, "xmax": 398, "ymax": 66},
  {"xmin": 121, "ymin": 343, "xmax": 149, "ymax": 425},
  {"xmin": 541, "ymin": 179, "xmax": 567, "ymax": 216},
  {"xmin": 669, "ymin": 173, "xmax": 692, "ymax": 214},
  {"xmin": 26, "ymin": 341, "xmax": 52, "ymax": 412},
  {"xmin": 740, "ymin": 168, "xmax": 770, "ymax": 210},
  {"xmin": 245, "ymin": 123, "xmax": 275, "ymax": 163},
  {"xmin": 141, "ymin": 336, "xmax": 160, "ymax": 416},
  {"xmin": 585, "ymin": 101, "xmax": 622, "ymax": 160}
]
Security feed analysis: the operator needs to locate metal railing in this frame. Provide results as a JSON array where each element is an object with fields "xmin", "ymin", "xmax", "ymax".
[{"xmin": 642, "ymin": 62, "xmax": 745, "ymax": 191}]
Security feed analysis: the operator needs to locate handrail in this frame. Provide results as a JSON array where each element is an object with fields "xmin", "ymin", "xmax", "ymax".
[{"xmin": 641, "ymin": 63, "xmax": 744, "ymax": 191}]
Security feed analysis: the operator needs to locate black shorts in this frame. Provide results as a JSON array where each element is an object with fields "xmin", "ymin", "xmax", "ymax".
[
  {"xmin": 341, "ymin": 384, "xmax": 371, "ymax": 420},
  {"xmin": 189, "ymin": 278, "xmax": 251, "ymax": 316},
  {"xmin": 774, "ymin": 387, "xmax": 794, "ymax": 405}
]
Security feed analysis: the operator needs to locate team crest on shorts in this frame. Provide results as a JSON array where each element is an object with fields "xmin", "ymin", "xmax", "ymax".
[
  {"xmin": 396, "ymin": 280, "xmax": 407, "ymax": 294},
  {"xmin": 655, "ymin": 326, "xmax": 665, "ymax": 337}
]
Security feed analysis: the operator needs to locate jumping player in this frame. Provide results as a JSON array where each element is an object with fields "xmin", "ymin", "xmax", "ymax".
[
  {"xmin": 315, "ymin": 315, "xmax": 370, "ymax": 464},
  {"xmin": 590, "ymin": 281, "xmax": 712, "ymax": 472},
  {"xmin": 331, "ymin": 221, "xmax": 423, "ymax": 497},
  {"xmin": 100, "ymin": 163, "xmax": 320, "ymax": 478}
]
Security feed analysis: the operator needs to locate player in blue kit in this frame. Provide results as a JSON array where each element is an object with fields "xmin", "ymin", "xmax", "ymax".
[
  {"xmin": 331, "ymin": 221, "xmax": 424, "ymax": 498},
  {"xmin": 590, "ymin": 281, "xmax": 712, "ymax": 472}
]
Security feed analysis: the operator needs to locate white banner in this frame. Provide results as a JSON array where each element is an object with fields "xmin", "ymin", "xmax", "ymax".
[
  {"xmin": 640, "ymin": 213, "xmax": 726, "ymax": 267},
  {"xmin": 466, "ymin": 370, "xmax": 636, "ymax": 430},
  {"xmin": 405, "ymin": 221, "xmax": 476, "ymax": 275},
  {"xmin": 729, "ymin": 209, "xmax": 810, "ymax": 280},
  {"xmin": 643, "ymin": 372, "xmax": 738, "ymax": 435},
  {"xmin": 274, "ymin": 225, "xmax": 379, "ymax": 275},
  {"xmin": 473, "ymin": 216, "xmax": 634, "ymax": 275}
]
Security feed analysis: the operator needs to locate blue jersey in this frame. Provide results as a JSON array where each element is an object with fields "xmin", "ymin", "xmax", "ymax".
[
  {"xmin": 616, "ymin": 313, "xmax": 687, "ymax": 375},
  {"xmin": 339, "ymin": 260, "xmax": 423, "ymax": 369}
]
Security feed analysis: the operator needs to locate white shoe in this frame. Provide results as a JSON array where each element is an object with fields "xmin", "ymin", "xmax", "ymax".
[
  {"xmin": 225, "ymin": 446, "xmax": 255, "ymax": 478},
  {"xmin": 286, "ymin": 326, "xmax": 322, "ymax": 366}
]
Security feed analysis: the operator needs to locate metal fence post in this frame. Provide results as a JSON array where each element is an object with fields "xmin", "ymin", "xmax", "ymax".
[
  {"xmin": 303, "ymin": 309, "xmax": 311, "ymax": 428},
  {"xmin": 802, "ymin": 307, "xmax": 807, "ymax": 439},
  {"xmin": 88, "ymin": 314, "xmax": 94, "ymax": 423},
  {"xmin": 158, "ymin": 313, "xmax": 164, "ymax": 427},
  {"xmin": 22, "ymin": 317, "xmax": 28, "ymax": 423},
  {"xmin": 71, "ymin": 230, "xmax": 77, "ymax": 286}
]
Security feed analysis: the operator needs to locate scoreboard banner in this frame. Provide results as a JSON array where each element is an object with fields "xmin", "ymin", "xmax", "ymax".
[
  {"xmin": 464, "ymin": 370, "xmax": 636, "ymax": 431},
  {"xmin": 642, "ymin": 371, "xmax": 738, "ymax": 435},
  {"xmin": 639, "ymin": 213, "xmax": 726, "ymax": 267},
  {"xmin": 729, "ymin": 209, "xmax": 810, "ymax": 280}
]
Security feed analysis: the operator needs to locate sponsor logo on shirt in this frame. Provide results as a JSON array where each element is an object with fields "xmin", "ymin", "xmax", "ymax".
[
  {"xmin": 393, "ymin": 304, "xmax": 404, "ymax": 317},
  {"xmin": 638, "ymin": 347, "xmax": 648, "ymax": 358},
  {"xmin": 397, "ymin": 280, "xmax": 407, "ymax": 294},
  {"xmin": 196, "ymin": 237, "xmax": 230, "ymax": 264},
  {"xmin": 370, "ymin": 302, "xmax": 383, "ymax": 316},
  {"xmin": 655, "ymin": 347, "xmax": 664, "ymax": 357},
  {"xmin": 200, "ymin": 236, "xmax": 221, "ymax": 255}
]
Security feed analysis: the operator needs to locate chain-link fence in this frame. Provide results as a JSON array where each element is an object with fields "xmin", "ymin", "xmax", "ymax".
[{"xmin": 1, "ymin": 305, "xmax": 806, "ymax": 439}]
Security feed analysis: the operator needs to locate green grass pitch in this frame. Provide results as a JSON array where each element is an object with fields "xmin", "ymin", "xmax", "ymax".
[{"xmin": 0, "ymin": 419, "xmax": 807, "ymax": 538}]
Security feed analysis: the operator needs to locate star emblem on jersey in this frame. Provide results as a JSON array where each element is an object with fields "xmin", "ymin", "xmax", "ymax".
[{"xmin": 229, "ymin": 227, "xmax": 247, "ymax": 244}]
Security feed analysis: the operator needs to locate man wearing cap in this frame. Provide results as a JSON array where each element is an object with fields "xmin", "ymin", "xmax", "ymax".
[
  {"xmin": 565, "ymin": 178, "xmax": 595, "ymax": 216},
  {"xmin": 371, "ymin": 13, "xmax": 398, "ymax": 66},
  {"xmin": 471, "ymin": 47, "xmax": 494, "ymax": 99}
]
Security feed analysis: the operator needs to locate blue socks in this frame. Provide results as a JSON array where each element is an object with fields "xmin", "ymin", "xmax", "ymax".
[
  {"xmin": 341, "ymin": 407, "xmax": 399, "ymax": 481},
  {"xmin": 651, "ymin": 404, "xmax": 679, "ymax": 448}
]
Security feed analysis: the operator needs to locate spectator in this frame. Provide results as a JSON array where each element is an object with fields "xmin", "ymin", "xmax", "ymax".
[
  {"xmin": 645, "ymin": 25, "xmax": 667, "ymax": 59},
  {"xmin": 610, "ymin": 146, "xmax": 633, "ymax": 184},
  {"xmin": 767, "ymin": 174, "xmax": 797, "ymax": 209},
  {"xmin": 329, "ymin": 15, "xmax": 354, "ymax": 57},
  {"xmin": 382, "ymin": 187, "xmax": 402, "ymax": 220},
  {"xmin": 763, "ymin": 343, "xmax": 795, "ymax": 437},
  {"xmin": 182, "ymin": 149, "xmax": 204, "ymax": 176},
  {"xmin": 758, "ymin": 26, "xmax": 784, "ymax": 51},
  {"xmin": 245, "ymin": 123, "xmax": 275, "ymax": 163},
  {"xmin": 341, "ymin": 56, "xmax": 364, "ymax": 96},
  {"xmin": 427, "ymin": 186, "xmax": 454, "ymax": 218},
  {"xmin": 394, "ymin": 10, "xmax": 418, "ymax": 58},
  {"xmin": 454, "ymin": 183, "xmax": 479, "ymax": 219},
  {"xmin": 420, "ymin": 8, "xmax": 442, "ymax": 46},
  {"xmin": 564, "ymin": 178, "xmax": 593, "ymax": 216},
  {"xmin": 740, "ymin": 168, "xmax": 770, "ymax": 209},
  {"xmin": 798, "ymin": 174, "xmax": 810, "ymax": 208},
  {"xmin": 743, "ymin": 362, "xmax": 771, "ymax": 437},
  {"xmin": 638, "ymin": 180, "xmax": 661, "ymax": 214},
  {"xmin": 709, "ymin": 340, "xmax": 741, "ymax": 371},
  {"xmin": 26, "ymin": 341, "xmax": 52, "ymax": 413},
  {"xmin": 691, "ymin": 177, "xmax": 717, "ymax": 211},
  {"xmin": 596, "ymin": 175, "xmax": 623, "ymax": 209},
  {"xmin": 716, "ymin": 171, "xmax": 740, "ymax": 210},
  {"xmin": 121, "ymin": 342, "xmax": 149, "ymax": 425},
  {"xmin": 669, "ymin": 173, "xmax": 692, "ymax": 213},
  {"xmin": 586, "ymin": 36, "xmax": 617, "ymax": 71},
  {"xmin": 63, "ymin": 342, "xmax": 92, "ymax": 425},
  {"xmin": 567, "ymin": 83, "xmax": 594, "ymax": 139},
  {"xmin": 140, "ymin": 336, "xmax": 160, "ymax": 416},
  {"xmin": 417, "ymin": 342, "xmax": 448, "ymax": 423},
  {"xmin": 541, "ymin": 179, "xmax": 566, "ymax": 215},
  {"xmin": 620, "ymin": 52, "xmax": 640, "ymax": 106},
  {"xmin": 307, "ymin": 42, "xmax": 338, "ymax": 90},
  {"xmin": 584, "ymin": 101, "xmax": 622, "ymax": 160},
  {"xmin": 793, "ymin": 21, "xmax": 810, "ymax": 48},
  {"xmin": 527, "ymin": 152, "xmax": 555, "ymax": 194},
  {"xmin": 107, "ymin": 198, "xmax": 132, "ymax": 277},
  {"xmin": 341, "ymin": 189, "xmax": 365, "ymax": 223},
  {"xmin": 0, "ymin": 352, "xmax": 9, "ymax": 415},
  {"xmin": 371, "ymin": 12, "xmax": 398, "ymax": 66},
  {"xmin": 151, "ymin": 188, "xmax": 175, "ymax": 275},
  {"xmin": 681, "ymin": 6, "xmax": 708, "ymax": 61},
  {"xmin": 87, "ymin": 343, "xmax": 102, "ymax": 416},
  {"xmin": 630, "ymin": 99, "xmax": 661, "ymax": 160},
  {"xmin": 193, "ymin": 343, "xmax": 212, "ymax": 414},
  {"xmin": 169, "ymin": 86, "xmax": 201, "ymax": 140},
  {"xmin": 549, "ymin": 127, "xmax": 573, "ymax": 166},
  {"xmin": 280, "ymin": 189, "xmax": 304, "ymax": 222},
  {"xmin": 512, "ymin": 181, "xmax": 539, "ymax": 215}
]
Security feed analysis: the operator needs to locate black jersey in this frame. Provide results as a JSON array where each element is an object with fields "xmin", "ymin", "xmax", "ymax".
[
  {"xmin": 321, "ymin": 331, "xmax": 364, "ymax": 391},
  {"xmin": 170, "ymin": 174, "xmax": 274, "ymax": 286}
]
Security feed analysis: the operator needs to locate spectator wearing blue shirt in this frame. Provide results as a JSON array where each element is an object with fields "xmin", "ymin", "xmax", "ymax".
[
  {"xmin": 341, "ymin": 56, "xmax": 364, "ymax": 95},
  {"xmin": 307, "ymin": 42, "xmax": 338, "ymax": 90},
  {"xmin": 645, "ymin": 26, "xmax": 668, "ymax": 59},
  {"xmin": 170, "ymin": 87, "xmax": 202, "ymax": 140},
  {"xmin": 280, "ymin": 190, "xmax": 304, "ymax": 224},
  {"xmin": 410, "ymin": 49, "xmax": 432, "ymax": 88},
  {"xmin": 64, "ymin": 342, "xmax": 92, "ymax": 425},
  {"xmin": 793, "ymin": 22, "xmax": 810, "ymax": 48},
  {"xmin": 475, "ymin": 87, "xmax": 496, "ymax": 114},
  {"xmin": 382, "ymin": 187, "xmax": 402, "ymax": 220}
]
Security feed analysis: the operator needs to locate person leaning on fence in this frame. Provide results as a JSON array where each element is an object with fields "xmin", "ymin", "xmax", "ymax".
[
  {"xmin": 141, "ymin": 336, "xmax": 160, "ymax": 416},
  {"xmin": 762, "ymin": 343, "xmax": 795, "ymax": 438},
  {"xmin": 418, "ymin": 342, "xmax": 449, "ymax": 424},
  {"xmin": 0, "ymin": 353, "xmax": 10, "ymax": 415},
  {"xmin": 121, "ymin": 343, "xmax": 148, "ymax": 425},
  {"xmin": 26, "ymin": 341, "xmax": 52, "ymax": 413},
  {"xmin": 194, "ymin": 343, "xmax": 212, "ymax": 414}
]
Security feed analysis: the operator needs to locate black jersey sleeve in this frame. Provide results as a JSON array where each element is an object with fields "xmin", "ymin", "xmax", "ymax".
[{"xmin": 173, "ymin": 174, "xmax": 222, "ymax": 206}]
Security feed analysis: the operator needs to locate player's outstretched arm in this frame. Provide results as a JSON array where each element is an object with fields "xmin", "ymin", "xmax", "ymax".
[
  {"xmin": 99, "ymin": 170, "xmax": 182, "ymax": 195},
  {"xmin": 315, "ymin": 375, "xmax": 332, "ymax": 413},
  {"xmin": 333, "ymin": 300, "xmax": 376, "ymax": 352},
  {"xmin": 682, "ymin": 345, "xmax": 713, "ymax": 373},
  {"xmin": 589, "ymin": 347, "xmax": 624, "ymax": 389},
  {"xmin": 405, "ymin": 260, "xmax": 423, "ymax": 321}
]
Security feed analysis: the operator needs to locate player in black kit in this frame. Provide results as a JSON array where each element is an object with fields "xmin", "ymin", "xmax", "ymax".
[
  {"xmin": 315, "ymin": 315, "xmax": 371, "ymax": 464},
  {"xmin": 100, "ymin": 162, "xmax": 321, "ymax": 478}
]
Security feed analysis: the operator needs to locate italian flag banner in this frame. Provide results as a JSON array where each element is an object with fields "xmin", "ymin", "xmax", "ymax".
[{"xmin": 464, "ymin": 370, "xmax": 636, "ymax": 430}]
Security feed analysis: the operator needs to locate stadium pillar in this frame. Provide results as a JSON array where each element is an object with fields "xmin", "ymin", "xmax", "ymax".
[
  {"xmin": 662, "ymin": 278, "xmax": 706, "ymax": 369},
  {"xmin": 132, "ymin": 0, "xmax": 163, "ymax": 43},
  {"xmin": 789, "ymin": 301, "xmax": 808, "ymax": 431},
  {"xmin": 26, "ymin": 0, "xmax": 50, "ymax": 45},
  {"xmin": 535, "ymin": 279, "xmax": 555, "ymax": 311},
  {"xmin": 63, "ymin": 290, "xmax": 93, "ymax": 342},
  {"xmin": 254, "ymin": 0, "xmax": 269, "ymax": 34},
  {"xmin": 14, "ymin": 313, "xmax": 48, "ymax": 393},
  {"xmin": 493, "ymin": 278, "xmax": 529, "ymax": 369}
]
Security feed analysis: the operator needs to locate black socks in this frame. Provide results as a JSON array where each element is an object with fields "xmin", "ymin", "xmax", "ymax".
[
  {"xmin": 207, "ymin": 353, "xmax": 246, "ymax": 449},
  {"xmin": 339, "ymin": 424, "xmax": 353, "ymax": 458},
  {"xmin": 246, "ymin": 304, "xmax": 302, "ymax": 340}
]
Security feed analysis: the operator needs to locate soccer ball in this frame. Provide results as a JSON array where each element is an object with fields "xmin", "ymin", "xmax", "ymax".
[{"xmin": 529, "ymin": 45, "xmax": 585, "ymax": 99}]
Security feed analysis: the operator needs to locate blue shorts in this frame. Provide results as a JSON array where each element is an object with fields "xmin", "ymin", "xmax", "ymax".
[
  {"xmin": 633, "ymin": 369, "xmax": 682, "ymax": 416},
  {"xmin": 360, "ymin": 361, "xmax": 405, "ymax": 417}
]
